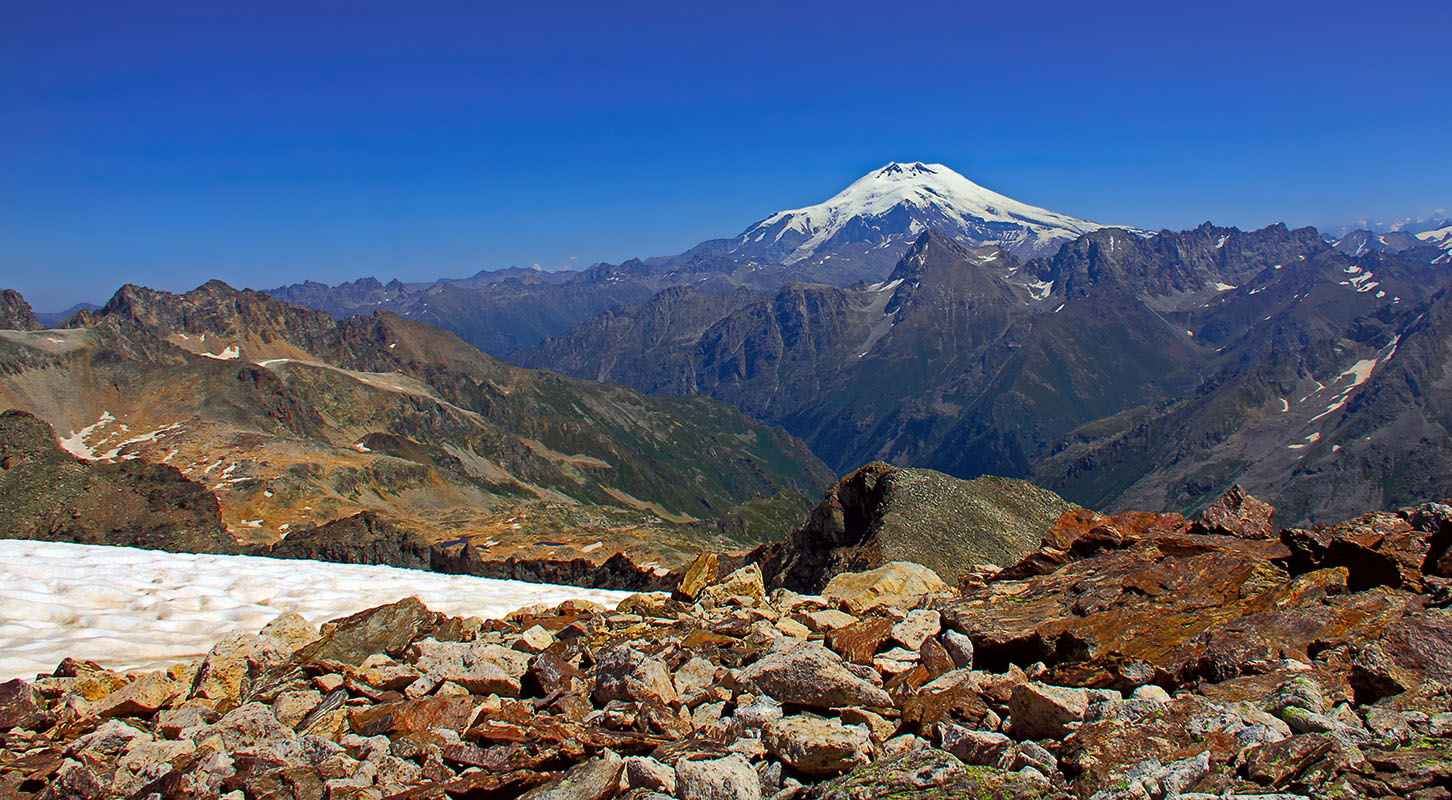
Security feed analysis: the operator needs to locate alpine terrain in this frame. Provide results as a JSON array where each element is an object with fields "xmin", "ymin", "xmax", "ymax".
[{"xmin": 268, "ymin": 163, "xmax": 1109, "ymax": 352}]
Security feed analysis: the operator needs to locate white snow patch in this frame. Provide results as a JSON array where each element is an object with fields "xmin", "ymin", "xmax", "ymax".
[
  {"xmin": 0, "ymin": 540, "xmax": 631, "ymax": 678},
  {"xmin": 1215, "ymin": 235, "xmax": 1228, "ymax": 248},
  {"xmin": 581, "ymin": 541, "xmax": 604, "ymax": 554},
  {"xmin": 1280, "ymin": 398, "xmax": 1289, "ymax": 413},
  {"xmin": 1212, "ymin": 282, "xmax": 1237, "ymax": 292},
  {"xmin": 1053, "ymin": 303, "xmax": 1065, "ymax": 313},
  {"xmin": 59, "ymin": 411, "xmax": 115, "ymax": 460},
  {"xmin": 200, "ymin": 345, "xmax": 240, "ymax": 360}
]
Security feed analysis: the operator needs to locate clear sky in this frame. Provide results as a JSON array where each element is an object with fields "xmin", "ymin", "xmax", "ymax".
[{"xmin": 2, "ymin": 0, "xmax": 1448, "ymax": 311}]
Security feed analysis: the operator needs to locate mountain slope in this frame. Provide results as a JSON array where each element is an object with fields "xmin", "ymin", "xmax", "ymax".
[
  {"xmin": 0, "ymin": 281, "xmax": 832, "ymax": 567},
  {"xmin": 523, "ymin": 222, "xmax": 1452, "ymax": 523}
]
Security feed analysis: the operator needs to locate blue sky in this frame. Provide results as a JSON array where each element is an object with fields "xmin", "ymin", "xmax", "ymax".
[{"xmin": 2, "ymin": 0, "xmax": 1448, "ymax": 310}]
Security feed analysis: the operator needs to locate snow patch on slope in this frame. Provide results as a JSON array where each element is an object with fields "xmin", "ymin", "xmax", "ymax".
[{"xmin": 0, "ymin": 540, "xmax": 632, "ymax": 679}]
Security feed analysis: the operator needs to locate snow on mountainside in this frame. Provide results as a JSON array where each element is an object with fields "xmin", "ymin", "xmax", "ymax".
[{"xmin": 727, "ymin": 162, "xmax": 1105, "ymax": 263}]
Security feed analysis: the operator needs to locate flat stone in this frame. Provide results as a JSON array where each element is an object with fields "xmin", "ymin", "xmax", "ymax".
[
  {"xmin": 890, "ymin": 609, "xmax": 941, "ymax": 651},
  {"xmin": 520, "ymin": 750, "xmax": 623, "ymax": 800},
  {"xmin": 514, "ymin": 625, "xmax": 555, "ymax": 654},
  {"xmin": 409, "ymin": 639, "xmax": 530, "ymax": 697},
  {"xmin": 92, "ymin": 672, "xmax": 181, "ymax": 718},
  {"xmin": 827, "ymin": 617, "xmax": 894, "ymax": 665},
  {"xmin": 797, "ymin": 609, "xmax": 858, "ymax": 633}
]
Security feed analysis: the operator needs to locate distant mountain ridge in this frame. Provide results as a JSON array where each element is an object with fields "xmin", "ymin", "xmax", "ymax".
[{"xmin": 266, "ymin": 162, "xmax": 1114, "ymax": 352}]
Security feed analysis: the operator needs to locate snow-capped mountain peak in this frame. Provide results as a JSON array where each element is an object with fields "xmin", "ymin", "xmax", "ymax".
[{"xmin": 728, "ymin": 162, "xmax": 1106, "ymax": 270}]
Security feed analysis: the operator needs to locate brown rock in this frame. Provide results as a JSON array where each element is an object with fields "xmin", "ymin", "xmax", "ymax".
[
  {"xmin": 822, "ymin": 562, "xmax": 949, "ymax": 614},
  {"xmin": 698, "ymin": 564, "xmax": 768, "ymax": 608},
  {"xmin": 763, "ymin": 715, "xmax": 871, "ymax": 776},
  {"xmin": 736, "ymin": 641, "xmax": 892, "ymax": 710},
  {"xmin": 678, "ymin": 553, "xmax": 720, "ymax": 601},
  {"xmin": 349, "ymin": 695, "xmax": 478, "ymax": 741},
  {"xmin": 1192, "ymin": 484, "xmax": 1277, "ymax": 539},
  {"xmin": 1008, "ymin": 682, "xmax": 1090, "ymax": 739},
  {"xmin": 1242, "ymin": 732, "xmax": 1364, "ymax": 792},
  {"xmin": 92, "ymin": 672, "xmax": 181, "ymax": 718},
  {"xmin": 900, "ymin": 669, "xmax": 991, "ymax": 730},
  {"xmin": 0, "ymin": 679, "xmax": 51, "ymax": 731},
  {"xmin": 827, "ymin": 617, "xmax": 894, "ymax": 665},
  {"xmin": 519, "ymin": 750, "xmax": 623, "ymax": 800},
  {"xmin": 592, "ymin": 645, "xmax": 679, "ymax": 707}
]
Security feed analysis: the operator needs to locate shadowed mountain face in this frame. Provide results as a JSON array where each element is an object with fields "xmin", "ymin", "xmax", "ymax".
[
  {"xmin": 0, "ymin": 280, "xmax": 832, "ymax": 566},
  {"xmin": 520, "ymin": 223, "xmax": 1452, "ymax": 524}
]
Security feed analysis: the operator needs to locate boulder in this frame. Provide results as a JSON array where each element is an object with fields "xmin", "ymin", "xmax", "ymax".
[
  {"xmin": 409, "ymin": 639, "xmax": 530, "ymax": 697},
  {"xmin": 625, "ymin": 756, "xmax": 677, "ymax": 794},
  {"xmin": 763, "ymin": 715, "xmax": 870, "ymax": 776},
  {"xmin": 735, "ymin": 641, "xmax": 892, "ymax": 709},
  {"xmin": 1009, "ymin": 682, "xmax": 1091, "ymax": 740},
  {"xmin": 822, "ymin": 562, "xmax": 949, "ymax": 614},
  {"xmin": 698, "ymin": 564, "xmax": 768, "ymax": 608},
  {"xmin": 592, "ymin": 645, "xmax": 679, "ymax": 707},
  {"xmin": 298, "ymin": 596, "xmax": 443, "ymax": 666},
  {"xmin": 889, "ymin": 609, "xmax": 941, "ymax": 650},
  {"xmin": 92, "ymin": 672, "xmax": 181, "ymax": 719},
  {"xmin": 676, "ymin": 753, "xmax": 761, "ymax": 800},
  {"xmin": 1192, "ymin": 484, "xmax": 1277, "ymax": 540},
  {"xmin": 0, "ymin": 679, "xmax": 51, "ymax": 731}
]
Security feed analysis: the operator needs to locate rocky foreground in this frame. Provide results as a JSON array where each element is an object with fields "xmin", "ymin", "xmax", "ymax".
[{"xmin": 3, "ymin": 488, "xmax": 1452, "ymax": 799}]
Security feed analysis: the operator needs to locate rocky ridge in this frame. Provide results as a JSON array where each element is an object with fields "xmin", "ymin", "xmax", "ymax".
[{"xmin": 4, "ymin": 486, "xmax": 1451, "ymax": 799}]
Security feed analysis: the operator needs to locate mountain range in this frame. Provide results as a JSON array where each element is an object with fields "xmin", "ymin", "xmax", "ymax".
[
  {"xmin": 267, "ymin": 163, "xmax": 1108, "ymax": 353},
  {"xmin": 0, "ymin": 282, "xmax": 831, "ymax": 570},
  {"xmin": 6, "ymin": 159, "xmax": 1451, "ymax": 546}
]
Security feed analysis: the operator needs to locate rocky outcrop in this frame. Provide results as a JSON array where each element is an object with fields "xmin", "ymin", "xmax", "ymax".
[
  {"xmin": 0, "ymin": 410, "xmax": 238, "ymax": 553},
  {"xmin": 263, "ymin": 511, "xmax": 678, "ymax": 591},
  {"xmin": 0, "ymin": 289, "xmax": 42, "ymax": 331},
  {"xmin": 751, "ymin": 462, "xmax": 1076, "ymax": 591}
]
